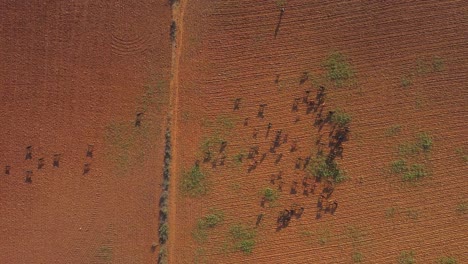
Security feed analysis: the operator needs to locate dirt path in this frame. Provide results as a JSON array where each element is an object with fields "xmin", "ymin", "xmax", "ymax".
[{"xmin": 167, "ymin": 0, "xmax": 186, "ymax": 263}]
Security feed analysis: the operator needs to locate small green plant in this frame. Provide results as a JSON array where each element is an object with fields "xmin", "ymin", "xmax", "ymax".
[
  {"xmin": 432, "ymin": 57, "xmax": 444, "ymax": 72},
  {"xmin": 346, "ymin": 225, "xmax": 365, "ymax": 242},
  {"xmin": 455, "ymin": 147, "xmax": 468, "ymax": 163},
  {"xmin": 398, "ymin": 142, "xmax": 420, "ymax": 156},
  {"xmin": 181, "ymin": 165, "xmax": 208, "ymax": 197},
  {"xmin": 402, "ymin": 164, "xmax": 427, "ymax": 181},
  {"xmin": 417, "ymin": 132, "xmax": 433, "ymax": 152},
  {"xmin": 216, "ymin": 115, "xmax": 234, "ymax": 130},
  {"xmin": 352, "ymin": 252, "xmax": 363, "ymax": 263},
  {"xmin": 323, "ymin": 52, "xmax": 355, "ymax": 87},
  {"xmin": 398, "ymin": 250, "xmax": 416, "ymax": 264},
  {"xmin": 385, "ymin": 207, "xmax": 396, "ymax": 218},
  {"xmin": 198, "ymin": 209, "xmax": 224, "ymax": 229},
  {"xmin": 229, "ymin": 224, "xmax": 256, "ymax": 254},
  {"xmin": 317, "ymin": 227, "xmax": 331, "ymax": 245},
  {"xmin": 331, "ymin": 109, "xmax": 352, "ymax": 128},
  {"xmin": 232, "ymin": 151, "xmax": 246, "ymax": 165},
  {"xmin": 386, "ymin": 125, "xmax": 402, "ymax": 136},
  {"xmin": 405, "ymin": 209, "xmax": 419, "ymax": 220},
  {"xmin": 307, "ymin": 154, "xmax": 347, "ymax": 183},
  {"xmin": 159, "ymin": 223, "xmax": 169, "ymax": 243},
  {"xmin": 275, "ymin": 0, "xmax": 287, "ymax": 8},
  {"xmin": 262, "ymin": 187, "xmax": 279, "ymax": 202},
  {"xmin": 437, "ymin": 256, "xmax": 458, "ymax": 264},
  {"xmin": 401, "ymin": 76, "xmax": 413, "ymax": 88},
  {"xmin": 391, "ymin": 159, "xmax": 407, "ymax": 174},
  {"xmin": 455, "ymin": 202, "xmax": 467, "ymax": 215}
]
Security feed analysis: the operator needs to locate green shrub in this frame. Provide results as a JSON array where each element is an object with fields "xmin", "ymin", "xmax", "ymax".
[
  {"xmin": 402, "ymin": 164, "xmax": 427, "ymax": 181},
  {"xmin": 352, "ymin": 252, "xmax": 363, "ymax": 263},
  {"xmin": 263, "ymin": 187, "xmax": 279, "ymax": 202},
  {"xmin": 198, "ymin": 210, "xmax": 224, "ymax": 229},
  {"xmin": 432, "ymin": 57, "xmax": 444, "ymax": 72},
  {"xmin": 331, "ymin": 109, "xmax": 352, "ymax": 128},
  {"xmin": 437, "ymin": 256, "xmax": 458, "ymax": 264},
  {"xmin": 229, "ymin": 224, "xmax": 256, "ymax": 254},
  {"xmin": 398, "ymin": 250, "xmax": 416, "ymax": 264},
  {"xmin": 391, "ymin": 159, "xmax": 407, "ymax": 174},
  {"xmin": 323, "ymin": 52, "xmax": 355, "ymax": 87},
  {"xmin": 159, "ymin": 223, "xmax": 169, "ymax": 243},
  {"xmin": 417, "ymin": 132, "xmax": 433, "ymax": 152},
  {"xmin": 308, "ymin": 155, "xmax": 346, "ymax": 183},
  {"xmin": 455, "ymin": 202, "xmax": 467, "ymax": 215},
  {"xmin": 181, "ymin": 165, "xmax": 208, "ymax": 196},
  {"xmin": 401, "ymin": 76, "xmax": 413, "ymax": 88}
]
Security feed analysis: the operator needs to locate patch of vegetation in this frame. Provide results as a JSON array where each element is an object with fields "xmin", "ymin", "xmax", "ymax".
[
  {"xmin": 416, "ymin": 58, "xmax": 432, "ymax": 75},
  {"xmin": 229, "ymin": 224, "xmax": 256, "ymax": 254},
  {"xmin": 401, "ymin": 75, "xmax": 413, "ymax": 88},
  {"xmin": 323, "ymin": 52, "xmax": 355, "ymax": 87},
  {"xmin": 262, "ymin": 187, "xmax": 279, "ymax": 202},
  {"xmin": 346, "ymin": 226, "xmax": 366, "ymax": 243},
  {"xmin": 198, "ymin": 209, "xmax": 224, "ymax": 229},
  {"xmin": 386, "ymin": 125, "xmax": 402, "ymax": 136},
  {"xmin": 317, "ymin": 227, "xmax": 331, "ymax": 245},
  {"xmin": 432, "ymin": 56, "xmax": 444, "ymax": 72},
  {"xmin": 307, "ymin": 154, "xmax": 347, "ymax": 183},
  {"xmin": 232, "ymin": 151, "xmax": 246, "ymax": 165},
  {"xmin": 331, "ymin": 108, "xmax": 352, "ymax": 127},
  {"xmin": 391, "ymin": 159, "xmax": 407, "ymax": 174},
  {"xmin": 352, "ymin": 252, "xmax": 363, "ymax": 263},
  {"xmin": 193, "ymin": 209, "xmax": 224, "ymax": 244},
  {"xmin": 397, "ymin": 132, "xmax": 433, "ymax": 156},
  {"xmin": 437, "ymin": 256, "xmax": 458, "ymax": 264},
  {"xmin": 385, "ymin": 207, "xmax": 397, "ymax": 218},
  {"xmin": 215, "ymin": 115, "xmax": 235, "ymax": 130},
  {"xmin": 455, "ymin": 201, "xmax": 467, "ymax": 215},
  {"xmin": 96, "ymin": 245, "xmax": 113, "ymax": 262},
  {"xmin": 417, "ymin": 132, "xmax": 433, "ymax": 152},
  {"xmin": 455, "ymin": 147, "xmax": 468, "ymax": 163},
  {"xmin": 398, "ymin": 250, "xmax": 416, "ymax": 264},
  {"xmin": 159, "ymin": 223, "xmax": 169, "ymax": 243},
  {"xmin": 402, "ymin": 164, "xmax": 427, "ymax": 181},
  {"xmin": 405, "ymin": 209, "xmax": 419, "ymax": 220},
  {"xmin": 181, "ymin": 165, "xmax": 208, "ymax": 197},
  {"xmin": 275, "ymin": 0, "xmax": 287, "ymax": 8},
  {"xmin": 200, "ymin": 135, "xmax": 225, "ymax": 157},
  {"xmin": 158, "ymin": 245, "xmax": 168, "ymax": 264}
]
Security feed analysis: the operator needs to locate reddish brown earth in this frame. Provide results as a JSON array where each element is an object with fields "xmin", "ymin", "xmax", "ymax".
[
  {"xmin": 0, "ymin": 1, "xmax": 172, "ymax": 263},
  {"xmin": 171, "ymin": 0, "xmax": 467, "ymax": 264}
]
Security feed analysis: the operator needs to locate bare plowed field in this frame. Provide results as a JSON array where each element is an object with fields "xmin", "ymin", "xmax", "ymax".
[
  {"xmin": 0, "ymin": 1, "xmax": 171, "ymax": 263},
  {"xmin": 171, "ymin": 1, "xmax": 467, "ymax": 263}
]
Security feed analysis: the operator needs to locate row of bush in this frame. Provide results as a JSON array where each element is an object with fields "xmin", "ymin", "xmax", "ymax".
[{"xmin": 158, "ymin": 128, "xmax": 171, "ymax": 264}]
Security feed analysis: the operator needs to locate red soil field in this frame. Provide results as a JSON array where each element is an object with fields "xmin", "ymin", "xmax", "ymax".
[
  {"xmin": 170, "ymin": 0, "xmax": 467, "ymax": 264},
  {"xmin": 0, "ymin": 1, "xmax": 172, "ymax": 263}
]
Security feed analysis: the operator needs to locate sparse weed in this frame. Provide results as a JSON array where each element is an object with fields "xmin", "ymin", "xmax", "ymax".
[
  {"xmin": 352, "ymin": 252, "xmax": 363, "ymax": 263},
  {"xmin": 229, "ymin": 224, "xmax": 256, "ymax": 254},
  {"xmin": 391, "ymin": 159, "xmax": 407, "ymax": 174},
  {"xmin": 331, "ymin": 109, "xmax": 352, "ymax": 128},
  {"xmin": 275, "ymin": 0, "xmax": 287, "ymax": 8},
  {"xmin": 398, "ymin": 250, "xmax": 416, "ymax": 264},
  {"xmin": 401, "ymin": 76, "xmax": 413, "ymax": 88},
  {"xmin": 437, "ymin": 256, "xmax": 458, "ymax": 264},
  {"xmin": 262, "ymin": 187, "xmax": 279, "ymax": 202},
  {"xmin": 455, "ymin": 202, "xmax": 467, "ymax": 215},
  {"xmin": 198, "ymin": 209, "xmax": 224, "ymax": 229},
  {"xmin": 317, "ymin": 227, "xmax": 331, "ymax": 245},
  {"xmin": 402, "ymin": 164, "xmax": 427, "ymax": 181},
  {"xmin": 181, "ymin": 165, "xmax": 208, "ymax": 197},
  {"xmin": 455, "ymin": 147, "xmax": 468, "ymax": 163},
  {"xmin": 385, "ymin": 207, "xmax": 396, "ymax": 218},
  {"xmin": 432, "ymin": 56, "xmax": 444, "ymax": 72},
  {"xmin": 417, "ymin": 132, "xmax": 433, "ymax": 152},
  {"xmin": 323, "ymin": 52, "xmax": 355, "ymax": 87},
  {"xmin": 307, "ymin": 154, "xmax": 347, "ymax": 183},
  {"xmin": 159, "ymin": 223, "xmax": 169, "ymax": 243},
  {"xmin": 405, "ymin": 209, "xmax": 419, "ymax": 220},
  {"xmin": 386, "ymin": 125, "xmax": 402, "ymax": 136}
]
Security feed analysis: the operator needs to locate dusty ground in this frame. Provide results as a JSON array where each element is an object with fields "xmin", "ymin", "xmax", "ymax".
[
  {"xmin": 171, "ymin": 0, "xmax": 467, "ymax": 263},
  {"xmin": 0, "ymin": 1, "xmax": 171, "ymax": 263}
]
